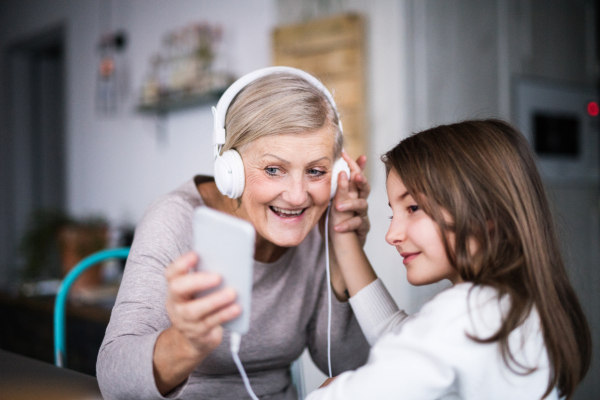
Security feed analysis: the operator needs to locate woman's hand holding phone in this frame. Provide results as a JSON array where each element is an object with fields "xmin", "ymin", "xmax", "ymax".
[
  {"xmin": 153, "ymin": 252, "xmax": 241, "ymax": 395},
  {"xmin": 165, "ymin": 252, "xmax": 242, "ymax": 354}
]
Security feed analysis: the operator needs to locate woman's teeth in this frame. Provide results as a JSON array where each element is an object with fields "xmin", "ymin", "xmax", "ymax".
[{"xmin": 270, "ymin": 206, "xmax": 305, "ymax": 217}]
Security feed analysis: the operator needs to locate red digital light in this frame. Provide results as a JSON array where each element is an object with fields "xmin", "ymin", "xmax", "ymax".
[{"xmin": 587, "ymin": 101, "xmax": 599, "ymax": 117}]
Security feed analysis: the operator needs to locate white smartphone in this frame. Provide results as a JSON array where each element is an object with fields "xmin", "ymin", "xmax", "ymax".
[{"xmin": 193, "ymin": 206, "xmax": 255, "ymax": 334}]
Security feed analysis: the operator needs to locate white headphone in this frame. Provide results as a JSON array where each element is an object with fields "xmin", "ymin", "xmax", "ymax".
[{"xmin": 212, "ymin": 66, "xmax": 350, "ymax": 200}]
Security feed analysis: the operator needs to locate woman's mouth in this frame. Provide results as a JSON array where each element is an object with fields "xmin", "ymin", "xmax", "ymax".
[{"xmin": 270, "ymin": 206, "xmax": 306, "ymax": 218}]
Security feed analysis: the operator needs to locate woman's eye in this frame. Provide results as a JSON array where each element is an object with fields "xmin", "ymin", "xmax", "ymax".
[
  {"xmin": 407, "ymin": 205, "xmax": 419, "ymax": 213},
  {"xmin": 307, "ymin": 168, "xmax": 325, "ymax": 177},
  {"xmin": 265, "ymin": 167, "xmax": 279, "ymax": 176}
]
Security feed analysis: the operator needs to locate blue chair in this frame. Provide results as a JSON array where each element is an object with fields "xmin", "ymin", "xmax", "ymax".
[{"xmin": 54, "ymin": 247, "xmax": 130, "ymax": 367}]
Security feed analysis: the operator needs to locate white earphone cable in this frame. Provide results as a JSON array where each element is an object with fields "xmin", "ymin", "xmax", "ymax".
[
  {"xmin": 230, "ymin": 206, "xmax": 334, "ymax": 398},
  {"xmin": 230, "ymin": 332, "xmax": 260, "ymax": 400},
  {"xmin": 230, "ymin": 203, "xmax": 334, "ymax": 398},
  {"xmin": 324, "ymin": 204, "xmax": 333, "ymax": 378}
]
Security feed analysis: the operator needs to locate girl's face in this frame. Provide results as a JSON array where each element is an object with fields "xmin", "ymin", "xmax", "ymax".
[
  {"xmin": 237, "ymin": 128, "xmax": 335, "ymax": 248},
  {"xmin": 385, "ymin": 169, "xmax": 460, "ymax": 286}
]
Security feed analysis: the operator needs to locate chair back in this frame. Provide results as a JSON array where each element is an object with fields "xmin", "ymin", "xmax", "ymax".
[{"xmin": 54, "ymin": 247, "xmax": 130, "ymax": 367}]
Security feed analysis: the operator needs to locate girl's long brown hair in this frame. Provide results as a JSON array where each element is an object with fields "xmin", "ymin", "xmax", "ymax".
[{"xmin": 382, "ymin": 119, "xmax": 591, "ymax": 399}]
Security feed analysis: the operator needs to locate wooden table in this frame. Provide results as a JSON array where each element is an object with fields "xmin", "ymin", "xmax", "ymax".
[{"xmin": 0, "ymin": 349, "xmax": 103, "ymax": 399}]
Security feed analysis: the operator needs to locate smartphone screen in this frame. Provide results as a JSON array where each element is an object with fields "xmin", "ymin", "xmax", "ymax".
[{"xmin": 193, "ymin": 206, "xmax": 255, "ymax": 334}]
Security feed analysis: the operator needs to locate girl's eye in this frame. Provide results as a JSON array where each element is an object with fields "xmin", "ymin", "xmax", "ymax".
[
  {"xmin": 265, "ymin": 167, "xmax": 279, "ymax": 176},
  {"xmin": 407, "ymin": 205, "xmax": 419, "ymax": 213}
]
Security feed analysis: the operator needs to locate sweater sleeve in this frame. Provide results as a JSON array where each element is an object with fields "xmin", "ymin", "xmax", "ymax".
[
  {"xmin": 306, "ymin": 262, "xmax": 370, "ymax": 377},
  {"xmin": 348, "ymin": 279, "xmax": 408, "ymax": 346},
  {"xmin": 96, "ymin": 195, "xmax": 194, "ymax": 400}
]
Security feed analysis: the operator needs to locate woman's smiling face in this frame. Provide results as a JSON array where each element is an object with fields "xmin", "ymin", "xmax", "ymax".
[{"xmin": 237, "ymin": 128, "xmax": 335, "ymax": 248}]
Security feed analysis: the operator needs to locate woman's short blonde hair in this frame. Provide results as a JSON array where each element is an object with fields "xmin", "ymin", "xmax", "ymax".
[{"xmin": 220, "ymin": 72, "xmax": 343, "ymax": 158}]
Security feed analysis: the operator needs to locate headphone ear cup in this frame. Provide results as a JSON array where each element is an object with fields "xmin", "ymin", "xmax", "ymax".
[
  {"xmin": 330, "ymin": 158, "xmax": 351, "ymax": 199},
  {"xmin": 214, "ymin": 150, "xmax": 245, "ymax": 199}
]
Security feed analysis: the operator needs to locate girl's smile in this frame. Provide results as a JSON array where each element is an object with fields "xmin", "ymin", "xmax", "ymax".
[{"xmin": 400, "ymin": 252, "xmax": 420, "ymax": 265}]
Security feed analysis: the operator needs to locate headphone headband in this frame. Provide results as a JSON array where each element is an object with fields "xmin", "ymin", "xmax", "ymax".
[{"xmin": 212, "ymin": 66, "xmax": 341, "ymax": 153}]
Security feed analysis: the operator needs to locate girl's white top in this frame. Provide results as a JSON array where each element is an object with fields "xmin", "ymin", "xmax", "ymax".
[{"xmin": 306, "ymin": 279, "xmax": 558, "ymax": 400}]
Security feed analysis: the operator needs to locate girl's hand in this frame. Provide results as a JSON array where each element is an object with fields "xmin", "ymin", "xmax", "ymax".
[
  {"xmin": 322, "ymin": 170, "xmax": 355, "ymax": 301},
  {"xmin": 164, "ymin": 252, "xmax": 242, "ymax": 357},
  {"xmin": 328, "ymin": 156, "xmax": 378, "ymax": 300},
  {"xmin": 333, "ymin": 152, "xmax": 371, "ymax": 247},
  {"xmin": 330, "ymin": 170, "xmax": 355, "ymax": 232},
  {"xmin": 319, "ymin": 153, "xmax": 372, "ymax": 301}
]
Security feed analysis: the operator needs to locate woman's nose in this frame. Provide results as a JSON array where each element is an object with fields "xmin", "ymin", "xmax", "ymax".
[
  {"xmin": 385, "ymin": 217, "xmax": 405, "ymax": 246},
  {"xmin": 282, "ymin": 176, "xmax": 308, "ymax": 206}
]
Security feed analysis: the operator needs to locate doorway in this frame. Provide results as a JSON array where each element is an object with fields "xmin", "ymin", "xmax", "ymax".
[{"xmin": 0, "ymin": 26, "xmax": 66, "ymax": 287}]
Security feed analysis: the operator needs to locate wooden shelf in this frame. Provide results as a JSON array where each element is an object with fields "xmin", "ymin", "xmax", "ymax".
[{"xmin": 136, "ymin": 88, "xmax": 226, "ymax": 115}]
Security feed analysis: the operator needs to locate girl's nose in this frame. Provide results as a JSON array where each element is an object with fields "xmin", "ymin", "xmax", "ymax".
[{"xmin": 385, "ymin": 217, "xmax": 405, "ymax": 246}]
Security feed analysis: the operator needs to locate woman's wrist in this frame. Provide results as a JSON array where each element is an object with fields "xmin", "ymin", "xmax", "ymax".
[{"xmin": 153, "ymin": 326, "xmax": 207, "ymax": 395}]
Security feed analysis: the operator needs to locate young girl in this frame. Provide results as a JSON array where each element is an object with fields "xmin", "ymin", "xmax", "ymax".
[{"xmin": 310, "ymin": 120, "xmax": 591, "ymax": 400}]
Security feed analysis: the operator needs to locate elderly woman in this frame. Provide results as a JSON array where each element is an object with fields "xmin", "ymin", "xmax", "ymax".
[{"xmin": 97, "ymin": 67, "xmax": 371, "ymax": 399}]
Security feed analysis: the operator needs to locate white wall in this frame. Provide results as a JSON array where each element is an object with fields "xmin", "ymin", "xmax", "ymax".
[{"xmin": 0, "ymin": 0, "xmax": 275, "ymax": 226}]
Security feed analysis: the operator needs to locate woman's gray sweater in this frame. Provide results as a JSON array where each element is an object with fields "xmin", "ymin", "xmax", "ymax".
[{"xmin": 96, "ymin": 177, "xmax": 369, "ymax": 399}]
